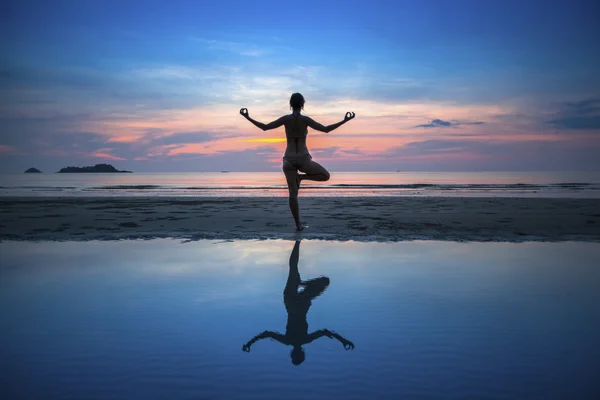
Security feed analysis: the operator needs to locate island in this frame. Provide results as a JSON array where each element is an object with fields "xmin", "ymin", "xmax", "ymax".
[
  {"xmin": 25, "ymin": 168, "xmax": 42, "ymax": 173},
  {"xmin": 57, "ymin": 163, "xmax": 132, "ymax": 173}
]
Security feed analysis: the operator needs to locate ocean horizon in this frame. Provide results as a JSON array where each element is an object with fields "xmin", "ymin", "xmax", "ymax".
[{"xmin": 2, "ymin": 171, "xmax": 600, "ymax": 198}]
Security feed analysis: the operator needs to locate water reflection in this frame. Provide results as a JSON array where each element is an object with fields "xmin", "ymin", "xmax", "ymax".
[{"xmin": 242, "ymin": 240, "xmax": 354, "ymax": 365}]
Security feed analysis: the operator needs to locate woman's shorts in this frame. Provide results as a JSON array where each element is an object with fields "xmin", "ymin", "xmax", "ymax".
[{"xmin": 282, "ymin": 154, "xmax": 312, "ymax": 170}]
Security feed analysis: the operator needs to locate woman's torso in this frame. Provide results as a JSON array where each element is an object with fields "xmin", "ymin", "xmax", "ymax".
[
  {"xmin": 285, "ymin": 299, "xmax": 311, "ymax": 340},
  {"xmin": 283, "ymin": 113, "xmax": 309, "ymax": 159}
]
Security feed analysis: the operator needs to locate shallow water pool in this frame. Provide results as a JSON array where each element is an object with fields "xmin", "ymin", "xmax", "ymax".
[{"xmin": 1, "ymin": 240, "xmax": 599, "ymax": 399}]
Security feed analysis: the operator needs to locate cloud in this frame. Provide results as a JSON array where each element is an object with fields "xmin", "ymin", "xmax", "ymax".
[
  {"xmin": 0, "ymin": 144, "xmax": 18, "ymax": 154},
  {"xmin": 106, "ymin": 135, "xmax": 145, "ymax": 143},
  {"xmin": 400, "ymin": 140, "xmax": 467, "ymax": 154},
  {"xmin": 414, "ymin": 118, "xmax": 485, "ymax": 128},
  {"xmin": 547, "ymin": 98, "xmax": 600, "ymax": 130},
  {"xmin": 415, "ymin": 119, "xmax": 452, "ymax": 128},
  {"xmin": 548, "ymin": 116, "xmax": 600, "ymax": 130},
  {"xmin": 0, "ymin": 127, "xmax": 110, "ymax": 154},
  {"xmin": 150, "ymin": 131, "xmax": 224, "ymax": 146},
  {"xmin": 88, "ymin": 150, "xmax": 126, "ymax": 161},
  {"xmin": 191, "ymin": 38, "xmax": 279, "ymax": 57},
  {"xmin": 0, "ymin": 63, "xmax": 219, "ymax": 117},
  {"xmin": 377, "ymin": 138, "xmax": 600, "ymax": 170},
  {"xmin": 1, "ymin": 44, "xmax": 595, "ymax": 172},
  {"xmin": 564, "ymin": 98, "xmax": 600, "ymax": 115}
]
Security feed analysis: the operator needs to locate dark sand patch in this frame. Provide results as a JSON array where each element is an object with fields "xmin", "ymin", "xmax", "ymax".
[
  {"xmin": 2, "ymin": 196, "xmax": 600, "ymax": 242},
  {"xmin": 118, "ymin": 222, "xmax": 141, "ymax": 228}
]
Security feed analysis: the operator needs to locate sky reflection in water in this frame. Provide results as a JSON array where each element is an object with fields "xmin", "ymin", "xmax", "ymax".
[{"xmin": 1, "ymin": 239, "xmax": 600, "ymax": 399}]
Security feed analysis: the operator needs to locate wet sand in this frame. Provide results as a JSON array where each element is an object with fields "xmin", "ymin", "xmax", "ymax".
[{"xmin": 1, "ymin": 196, "xmax": 599, "ymax": 242}]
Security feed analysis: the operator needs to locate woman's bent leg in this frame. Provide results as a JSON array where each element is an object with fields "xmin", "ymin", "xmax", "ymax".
[{"xmin": 299, "ymin": 159, "xmax": 330, "ymax": 182}]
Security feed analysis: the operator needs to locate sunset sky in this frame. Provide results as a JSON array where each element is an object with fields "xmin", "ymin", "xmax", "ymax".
[{"xmin": 1, "ymin": 0, "xmax": 599, "ymax": 172}]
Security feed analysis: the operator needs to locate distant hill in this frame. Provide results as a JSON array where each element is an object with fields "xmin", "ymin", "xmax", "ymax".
[
  {"xmin": 25, "ymin": 167, "xmax": 42, "ymax": 173},
  {"xmin": 58, "ymin": 163, "xmax": 132, "ymax": 173}
]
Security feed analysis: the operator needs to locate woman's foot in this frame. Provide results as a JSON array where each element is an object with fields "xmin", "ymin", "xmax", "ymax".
[
  {"xmin": 296, "ymin": 174, "xmax": 305, "ymax": 190},
  {"xmin": 296, "ymin": 223, "xmax": 304, "ymax": 231}
]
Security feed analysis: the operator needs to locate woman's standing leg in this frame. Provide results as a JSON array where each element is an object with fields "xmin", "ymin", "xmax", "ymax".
[
  {"xmin": 284, "ymin": 240, "xmax": 302, "ymax": 296},
  {"xmin": 283, "ymin": 160, "xmax": 303, "ymax": 231}
]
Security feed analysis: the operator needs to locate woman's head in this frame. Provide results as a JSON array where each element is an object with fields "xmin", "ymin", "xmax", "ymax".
[
  {"xmin": 291, "ymin": 346, "xmax": 305, "ymax": 366},
  {"xmin": 289, "ymin": 93, "xmax": 305, "ymax": 111}
]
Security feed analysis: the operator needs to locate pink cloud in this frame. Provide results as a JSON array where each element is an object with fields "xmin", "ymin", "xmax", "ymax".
[
  {"xmin": 106, "ymin": 135, "xmax": 144, "ymax": 143},
  {"xmin": 90, "ymin": 151, "xmax": 126, "ymax": 161},
  {"xmin": 0, "ymin": 145, "xmax": 17, "ymax": 154}
]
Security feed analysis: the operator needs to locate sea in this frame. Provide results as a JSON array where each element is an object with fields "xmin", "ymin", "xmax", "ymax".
[{"xmin": 1, "ymin": 171, "xmax": 600, "ymax": 198}]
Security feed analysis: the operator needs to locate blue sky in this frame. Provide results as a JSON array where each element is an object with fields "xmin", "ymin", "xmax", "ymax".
[{"xmin": 1, "ymin": 0, "xmax": 599, "ymax": 172}]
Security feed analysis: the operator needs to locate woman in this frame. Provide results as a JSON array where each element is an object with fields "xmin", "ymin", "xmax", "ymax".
[{"xmin": 240, "ymin": 93, "xmax": 355, "ymax": 230}]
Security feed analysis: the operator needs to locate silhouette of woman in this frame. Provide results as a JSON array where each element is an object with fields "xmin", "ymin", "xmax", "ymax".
[
  {"xmin": 242, "ymin": 240, "xmax": 354, "ymax": 366},
  {"xmin": 240, "ymin": 93, "xmax": 356, "ymax": 230}
]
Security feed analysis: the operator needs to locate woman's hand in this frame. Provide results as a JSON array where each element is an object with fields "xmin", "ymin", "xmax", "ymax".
[
  {"xmin": 341, "ymin": 338, "xmax": 355, "ymax": 350},
  {"xmin": 242, "ymin": 343, "xmax": 251, "ymax": 352},
  {"xmin": 240, "ymin": 108, "xmax": 250, "ymax": 119},
  {"xmin": 344, "ymin": 112, "xmax": 355, "ymax": 122}
]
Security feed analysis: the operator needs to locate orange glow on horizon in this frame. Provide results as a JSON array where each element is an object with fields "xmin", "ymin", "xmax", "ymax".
[{"xmin": 244, "ymin": 138, "xmax": 287, "ymax": 143}]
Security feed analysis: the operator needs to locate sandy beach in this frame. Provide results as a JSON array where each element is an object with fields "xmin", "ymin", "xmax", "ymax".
[{"xmin": 1, "ymin": 196, "xmax": 599, "ymax": 242}]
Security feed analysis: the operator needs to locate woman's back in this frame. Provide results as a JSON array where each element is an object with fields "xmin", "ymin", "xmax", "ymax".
[
  {"xmin": 284, "ymin": 113, "xmax": 308, "ymax": 138},
  {"xmin": 284, "ymin": 113, "xmax": 310, "ymax": 158}
]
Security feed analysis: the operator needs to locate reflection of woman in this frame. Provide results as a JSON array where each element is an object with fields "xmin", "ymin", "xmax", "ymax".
[
  {"xmin": 242, "ymin": 240, "xmax": 354, "ymax": 366},
  {"xmin": 240, "ymin": 93, "xmax": 355, "ymax": 231}
]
